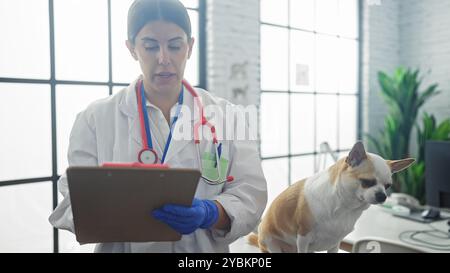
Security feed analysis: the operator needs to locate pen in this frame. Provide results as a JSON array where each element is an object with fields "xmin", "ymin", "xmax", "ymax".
[{"xmin": 215, "ymin": 143, "xmax": 222, "ymax": 167}]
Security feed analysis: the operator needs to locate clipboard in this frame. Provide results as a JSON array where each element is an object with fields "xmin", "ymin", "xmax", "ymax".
[{"xmin": 67, "ymin": 165, "xmax": 201, "ymax": 244}]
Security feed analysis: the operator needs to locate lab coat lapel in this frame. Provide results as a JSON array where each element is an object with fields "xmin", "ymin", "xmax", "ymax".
[
  {"xmin": 162, "ymin": 128, "xmax": 192, "ymax": 164},
  {"xmin": 164, "ymin": 88, "xmax": 225, "ymax": 164},
  {"xmin": 118, "ymin": 77, "xmax": 143, "ymax": 153},
  {"xmin": 163, "ymin": 87, "xmax": 196, "ymax": 164}
]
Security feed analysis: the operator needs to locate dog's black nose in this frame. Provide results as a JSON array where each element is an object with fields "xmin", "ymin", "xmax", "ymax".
[{"xmin": 375, "ymin": 192, "xmax": 387, "ymax": 203}]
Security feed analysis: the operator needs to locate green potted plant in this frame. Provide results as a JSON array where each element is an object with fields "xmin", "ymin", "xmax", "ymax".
[{"xmin": 366, "ymin": 67, "xmax": 450, "ymax": 204}]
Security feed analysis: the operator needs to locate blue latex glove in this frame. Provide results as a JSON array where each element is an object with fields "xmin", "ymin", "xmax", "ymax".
[{"xmin": 152, "ymin": 198, "xmax": 219, "ymax": 235}]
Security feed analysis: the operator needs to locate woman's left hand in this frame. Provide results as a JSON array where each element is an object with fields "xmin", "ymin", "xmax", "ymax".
[{"xmin": 152, "ymin": 198, "xmax": 219, "ymax": 235}]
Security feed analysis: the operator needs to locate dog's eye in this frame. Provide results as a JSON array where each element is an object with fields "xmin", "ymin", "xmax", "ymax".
[
  {"xmin": 360, "ymin": 179, "xmax": 377, "ymax": 188},
  {"xmin": 384, "ymin": 184, "xmax": 392, "ymax": 190}
]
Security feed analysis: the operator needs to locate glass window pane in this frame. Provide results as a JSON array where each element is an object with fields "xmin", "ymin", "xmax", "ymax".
[
  {"xmin": 260, "ymin": 0, "xmax": 288, "ymax": 26},
  {"xmin": 290, "ymin": 30, "xmax": 315, "ymax": 92},
  {"xmin": 338, "ymin": 38, "xmax": 358, "ymax": 94},
  {"xmin": 57, "ymin": 192, "xmax": 95, "ymax": 252},
  {"xmin": 113, "ymin": 85, "xmax": 127, "ymax": 95},
  {"xmin": 0, "ymin": 182, "xmax": 53, "ymax": 252},
  {"xmin": 184, "ymin": 10, "xmax": 199, "ymax": 86},
  {"xmin": 316, "ymin": 94, "xmax": 338, "ymax": 151},
  {"xmin": 290, "ymin": 0, "xmax": 315, "ymax": 31},
  {"xmin": 315, "ymin": 0, "xmax": 339, "ymax": 35},
  {"xmin": 316, "ymin": 147, "xmax": 339, "ymax": 171},
  {"xmin": 291, "ymin": 94, "xmax": 315, "ymax": 154},
  {"xmin": 315, "ymin": 34, "xmax": 339, "ymax": 93},
  {"xmin": 338, "ymin": 150, "xmax": 350, "ymax": 162},
  {"xmin": 339, "ymin": 0, "xmax": 358, "ymax": 38},
  {"xmin": 0, "ymin": 83, "xmax": 52, "ymax": 181},
  {"xmin": 291, "ymin": 155, "xmax": 315, "ymax": 183},
  {"xmin": 261, "ymin": 158, "xmax": 289, "ymax": 214},
  {"xmin": 54, "ymin": 0, "xmax": 109, "ymax": 82},
  {"xmin": 56, "ymin": 85, "xmax": 109, "ymax": 175},
  {"xmin": 58, "ymin": 230, "xmax": 96, "ymax": 253},
  {"xmin": 260, "ymin": 93, "xmax": 289, "ymax": 158},
  {"xmin": 339, "ymin": 95, "xmax": 357, "ymax": 150},
  {"xmin": 261, "ymin": 26, "xmax": 288, "ymax": 91},
  {"xmin": 180, "ymin": 0, "xmax": 198, "ymax": 9},
  {"xmin": 111, "ymin": 0, "xmax": 141, "ymax": 84},
  {"xmin": 0, "ymin": 0, "xmax": 50, "ymax": 79}
]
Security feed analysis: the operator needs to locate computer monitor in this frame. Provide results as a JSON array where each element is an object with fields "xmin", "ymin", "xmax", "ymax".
[{"xmin": 425, "ymin": 141, "xmax": 450, "ymax": 208}]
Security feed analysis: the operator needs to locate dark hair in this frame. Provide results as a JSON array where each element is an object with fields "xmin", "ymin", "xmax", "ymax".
[{"xmin": 127, "ymin": 0, "xmax": 192, "ymax": 44}]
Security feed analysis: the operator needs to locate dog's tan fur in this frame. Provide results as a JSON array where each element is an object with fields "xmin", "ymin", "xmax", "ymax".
[
  {"xmin": 248, "ymin": 142, "xmax": 415, "ymax": 253},
  {"xmin": 253, "ymin": 179, "xmax": 314, "ymax": 253}
]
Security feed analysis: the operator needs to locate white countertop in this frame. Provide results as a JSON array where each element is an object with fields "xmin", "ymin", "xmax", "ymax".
[{"xmin": 343, "ymin": 205, "xmax": 450, "ymax": 253}]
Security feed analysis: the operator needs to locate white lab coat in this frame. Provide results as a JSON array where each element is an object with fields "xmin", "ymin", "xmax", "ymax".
[{"xmin": 48, "ymin": 76, "xmax": 267, "ymax": 253}]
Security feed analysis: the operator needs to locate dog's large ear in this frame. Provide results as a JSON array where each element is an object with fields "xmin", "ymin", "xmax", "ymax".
[
  {"xmin": 387, "ymin": 158, "xmax": 415, "ymax": 174},
  {"xmin": 346, "ymin": 142, "xmax": 367, "ymax": 167}
]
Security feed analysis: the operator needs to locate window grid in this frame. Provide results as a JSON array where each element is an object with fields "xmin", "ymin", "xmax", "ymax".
[
  {"xmin": 260, "ymin": 0, "xmax": 362, "ymax": 187},
  {"xmin": 0, "ymin": 0, "xmax": 206, "ymax": 253}
]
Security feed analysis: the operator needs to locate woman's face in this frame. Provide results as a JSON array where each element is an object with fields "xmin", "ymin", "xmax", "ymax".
[{"xmin": 127, "ymin": 20, "xmax": 194, "ymax": 94}]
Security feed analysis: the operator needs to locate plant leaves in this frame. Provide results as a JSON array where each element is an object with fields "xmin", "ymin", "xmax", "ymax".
[{"xmin": 368, "ymin": 67, "xmax": 446, "ymax": 204}]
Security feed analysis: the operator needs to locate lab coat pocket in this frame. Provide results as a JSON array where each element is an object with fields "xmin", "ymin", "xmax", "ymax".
[{"xmin": 200, "ymin": 152, "xmax": 229, "ymax": 198}]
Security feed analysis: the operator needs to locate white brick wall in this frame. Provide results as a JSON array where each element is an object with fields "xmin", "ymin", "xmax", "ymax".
[
  {"xmin": 362, "ymin": 0, "xmax": 450, "ymax": 151},
  {"xmin": 362, "ymin": 0, "xmax": 400, "ymax": 144},
  {"xmin": 400, "ymin": 0, "xmax": 450, "ymax": 123},
  {"xmin": 206, "ymin": 0, "xmax": 260, "ymax": 106}
]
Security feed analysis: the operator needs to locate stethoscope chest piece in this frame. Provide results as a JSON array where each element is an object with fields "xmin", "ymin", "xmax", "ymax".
[{"xmin": 138, "ymin": 149, "xmax": 158, "ymax": 164}]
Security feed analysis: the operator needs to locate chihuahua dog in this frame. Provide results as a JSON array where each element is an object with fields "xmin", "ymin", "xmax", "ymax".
[{"xmin": 248, "ymin": 142, "xmax": 415, "ymax": 253}]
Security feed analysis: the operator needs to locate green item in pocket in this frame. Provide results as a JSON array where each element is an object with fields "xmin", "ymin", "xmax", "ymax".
[{"xmin": 201, "ymin": 152, "xmax": 229, "ymax": 181}]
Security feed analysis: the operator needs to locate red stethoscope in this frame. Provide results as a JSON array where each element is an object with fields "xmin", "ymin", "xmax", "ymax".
[{"xmin": 136, "ymin": 79, "xmax": 234, "ymax": 185}]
